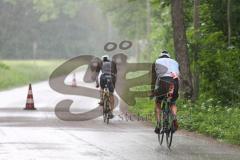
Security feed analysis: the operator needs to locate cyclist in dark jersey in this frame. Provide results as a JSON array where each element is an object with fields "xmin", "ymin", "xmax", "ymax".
[{"xmin": 96, "ymin": 55, "xmax": 117, "ymax": 119}]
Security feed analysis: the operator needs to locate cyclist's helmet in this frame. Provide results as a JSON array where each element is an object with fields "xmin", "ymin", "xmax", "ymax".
[
  {"xmin": 102, "ymin": 55, "xmax": 110, "ymax": 62},
  {"xmin": 159, "ymin": 50, "xmax": 171, "ymax": 58}
]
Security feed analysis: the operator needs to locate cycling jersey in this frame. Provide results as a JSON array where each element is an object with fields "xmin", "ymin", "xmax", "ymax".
[
  {"xmin": 95, "ymin": 59, "xmax": 117, "ymax": 92},
  {"xmin": 102, "ymin": 61, "xmax": 112, "ymax": 75},
  {"xmin": 151, "ymin": 57, "xmax": 180, "ymax": 95},
  {"xmin": 94, "ymin": 59, "xmax": 117, "ymax": 76},
  {"xmin": 155, "ymin": 58, "xmax": 179, "ymax": 78}
]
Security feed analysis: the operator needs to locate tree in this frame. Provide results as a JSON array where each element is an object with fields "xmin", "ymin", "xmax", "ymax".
[
  {"xmin": 171, "ymin": 0, "xmax": 193, "ymax": 99},
  {"xmin": 0, "ymin": 0, "xmax": 111, "ymax": 59},
  {"xmin": 192, "ymin": 0, "xmax": 200, "ymax": 101}
]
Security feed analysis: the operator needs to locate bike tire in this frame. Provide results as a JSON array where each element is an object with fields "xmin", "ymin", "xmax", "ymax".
[
  {"xmin": 157, "ymin": 122, "xmax": 164, "ymax": 145},
  {"xmin": 166, "ymin": 130, "xmax": 173, "ymax": 149},
  {"xmin": 165, "ymin": 102, "xmax": 174, "ymax": 149},
  {"xmin": 158, "ymin": 132, "xmax": 164, "ymax": 145}
]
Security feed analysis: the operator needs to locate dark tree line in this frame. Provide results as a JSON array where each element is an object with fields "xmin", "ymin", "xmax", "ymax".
[{"xmin": 0, "ymin": 0, "xmax": 115, "ymax": 59}]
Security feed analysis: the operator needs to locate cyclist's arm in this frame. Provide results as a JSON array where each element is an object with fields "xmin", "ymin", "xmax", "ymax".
[
  {"xmin": 112, "ymin": 61, "xmax": 117, "ymax": 75},
  {"xmin": 151, "ymin": 63, "xmax": 157, "ymax": 94},
  {"xmin": 95, "ymin": 61, "xmax": 103, "ymax": 87}
]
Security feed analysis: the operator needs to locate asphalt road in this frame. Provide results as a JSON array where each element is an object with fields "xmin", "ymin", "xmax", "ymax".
[{"xmin": 0, "ymin": 72, "xmax": 240, "ymax": 160}]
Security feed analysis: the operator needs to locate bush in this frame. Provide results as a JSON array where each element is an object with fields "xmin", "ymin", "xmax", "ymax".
[
  {"xmin": 0, "ymin": 62, "xmax": 10, "ymax": 70},
  {"xmin": 177, "ymin": 98, "xmax": 240, "ymax": 145}
]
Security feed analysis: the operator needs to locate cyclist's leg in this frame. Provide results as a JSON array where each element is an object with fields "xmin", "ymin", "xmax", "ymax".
[
  {"xmin": 170, "ymin": 78, "xmax": 179, "ymax": 130},
  {"xmin": 108, "ymin": 79, "xmax": 115, "ymax": 118},
  {"xmin": 109, "ymin": 75, "xmax": 116, "ymax": 112},
  {"xmin": 109, "ymin": 93, "xmax": 114, "ymax": 111},
  {"xmin": 171, "ymin": 103, "xmax": 177, "ymax": 119},
  {"xmin": 169, "ymin": 78, "xmax": 179, "ymax": 116},
  {"xmin": 99, "ymin": 74, "xmax": 105, "ymax": 105},
  {"xmin": 155, "ymin": 102, "xmax": 162, "ymax": 122},
  {"xmin": 107, "ymin": 93, "xmax": 114, "ymax": 119},
  {"xmin": 170, "ymin": 103, "xmax": 178, "ymax": 131},
  {"xmin": 170, "ymin": 103, "xmax": 177, "ymax": 116},
  {"xmin": 99, "ymin": 89, "xmax": 104, "ymax": 105},
  {"xmin": 154, "ymin": 100, "xmax": 162, "ymax": 134}
]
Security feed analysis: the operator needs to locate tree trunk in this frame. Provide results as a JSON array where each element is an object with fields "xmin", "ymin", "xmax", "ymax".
[
  {"xmin": 171, "ymin": 0, "xmax": 193, "ymax": 99},
  {"xmin": 192, "ymin": 0, "xmax": 200, "ymax": 101},
  {"xmin": 227, "ymin": 0, "xmax": 231, "ymax": 47}
]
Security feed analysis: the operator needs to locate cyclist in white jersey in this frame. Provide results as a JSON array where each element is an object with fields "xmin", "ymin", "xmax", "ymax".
[{"xmin": 150, "ymin": 51, "xmax": 180, "ymax": 134}]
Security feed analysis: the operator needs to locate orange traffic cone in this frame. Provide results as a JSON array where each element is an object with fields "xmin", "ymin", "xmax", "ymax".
[
  {"xmin": 24, "ymin": 84, "xmax": 36, "ymax": 110},
  {"xmin": 71, "ymin": 73, "xmax": 77, "ymax": 87}
]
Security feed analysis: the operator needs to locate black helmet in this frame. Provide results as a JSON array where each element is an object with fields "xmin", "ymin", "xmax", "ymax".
[{"xmin": 159, "ymin": 50, "xmax": 171, "ymax": 58}]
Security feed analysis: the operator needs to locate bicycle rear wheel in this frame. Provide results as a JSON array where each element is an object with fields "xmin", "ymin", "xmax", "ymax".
[
  {"xmin": 166, "ymin": 129, "xmax": 173, "ymax": 149},
  {"xmin": 166, "ymin": 112, "xmax": 175, "ymax": 149}
]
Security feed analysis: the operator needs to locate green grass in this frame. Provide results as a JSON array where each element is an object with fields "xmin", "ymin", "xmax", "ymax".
[
  {"xmin": 129, "ymin": 96, "xmax": 240, "ymax": 145},
  {"xmin": 0, "ymin": 60, "xmax": 63, "ymax": 90},
  {"xmin": 129, "ymin": 98, "xmax": 155, "ymax": 123},
  {"xmin": 177, "ymin": 99, "xmax": 240, "ymax": 145}
]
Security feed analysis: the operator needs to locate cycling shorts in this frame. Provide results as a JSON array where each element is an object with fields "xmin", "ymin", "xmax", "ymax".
[
  {"xmin": 154, "ymin": 76, "xmax": 179, "ymax": 104},
  {"xmin": 100, "ymin": 73, "xmax": 116, "ymax": 93}
]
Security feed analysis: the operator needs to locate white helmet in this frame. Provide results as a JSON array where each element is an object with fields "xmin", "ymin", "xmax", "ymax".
[
  {"xmin": 159, "ymin": 50, "xmax": 171, "ymax": 58},
  {"xmin": 102, "ymin": 55, "xmax": 110, "ymax": 61}
]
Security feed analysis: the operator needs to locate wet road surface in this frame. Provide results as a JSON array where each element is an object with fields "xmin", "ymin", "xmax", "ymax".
[{"xmin": 0, "ymin": 72, "xmax": 239, "ymax": 160}]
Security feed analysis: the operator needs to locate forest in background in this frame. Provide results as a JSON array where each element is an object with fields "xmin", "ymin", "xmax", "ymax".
[{"xmin": 0, "ymin": 0, "xmax": 122, "ymax": 59}]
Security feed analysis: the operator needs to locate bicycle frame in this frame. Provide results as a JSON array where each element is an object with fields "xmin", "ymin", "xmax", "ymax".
[{"xmin": 155, "ymin": 80, "xmax": 175, "ymax": 149}]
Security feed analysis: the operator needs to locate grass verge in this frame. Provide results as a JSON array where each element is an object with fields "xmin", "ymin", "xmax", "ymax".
[
  {"xmin": 129, "ymin": 97, "xmax": 240, "ymax": 145},
  {"xmin": 0, "ymin": 60, "xmax": 63, "ymax": 90}
]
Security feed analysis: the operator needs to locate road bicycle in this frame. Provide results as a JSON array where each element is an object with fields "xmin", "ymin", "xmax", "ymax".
[{"xmin": 155, "ymin": 81, "xmax": 176, "ymax": 149}]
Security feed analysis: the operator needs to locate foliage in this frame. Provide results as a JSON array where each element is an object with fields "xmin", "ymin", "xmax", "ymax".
[
  {"xmin": 149, "ymin": 2, "xmax": 174, "ymax": 60},
  {"xmin": 97, "ymin": 0, "xmax": 148, "ymax": 39},
  {"xmin": 0, "ymin": 0, "xmax": 110, "ymax": 59},
  {"xmin": 129, "ymin": 98, "xmax": 155, "ymax": 123},
  {"xmin": 0, "ymin": 62, "xmax": 10, "ymax": 70},
  {"xmin": 32, "ymin": 0, "xmax": 80, "ymax": 21},
  {"xmin": 177, "ymin": 98, "xmax": 240, "ymax": 144}
]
